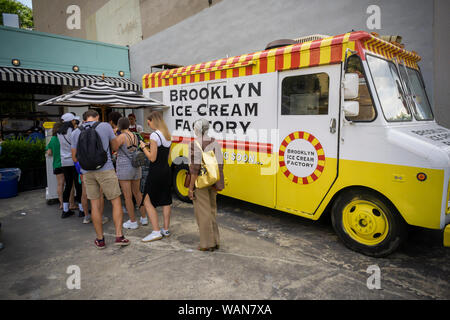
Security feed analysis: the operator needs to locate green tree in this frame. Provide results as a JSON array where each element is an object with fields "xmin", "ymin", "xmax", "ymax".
[{"xmin": 0, "ymin": 0, "xmax": 33, "ymax": 29}]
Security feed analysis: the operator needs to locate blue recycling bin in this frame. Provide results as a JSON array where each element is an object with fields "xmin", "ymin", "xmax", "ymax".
[{"xmin": 0, "ymin": 168, "xmax": 21, "ymax": 199}]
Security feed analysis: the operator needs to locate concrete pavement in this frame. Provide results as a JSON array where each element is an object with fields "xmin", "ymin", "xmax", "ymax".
[{"xmin": 0, "ymin": 189, "xmax": 448, "ymax": 299}]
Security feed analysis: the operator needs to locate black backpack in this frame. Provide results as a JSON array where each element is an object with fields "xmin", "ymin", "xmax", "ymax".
[{"xmin": 76, "ymin": 122, "xmax": 108, "ymax": 171}]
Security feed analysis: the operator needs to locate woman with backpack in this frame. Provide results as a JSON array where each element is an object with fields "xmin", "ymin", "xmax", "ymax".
[
  {"xmin": 58, "ymin": 113, "xmax": 84, "ymax": 218},
  {"xmin": 114, "ymin": 117, "xmax": 148, "ymax": 229},
  {"xmin": 187, "ymin": 119, "xmax": 224, "ymax": 251},
  {"xmin": 139, "ymin": 111, "xmax": 173, "ymax": 243}
]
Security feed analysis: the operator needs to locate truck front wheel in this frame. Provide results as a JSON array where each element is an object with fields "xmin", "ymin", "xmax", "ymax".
[
  {"xmin": 331, "ymin": 189, "xmax": 407, "ymax": 257},
  {"xmin": 173, "ymin": 164, "xmax": 191, "ymax": 203}
]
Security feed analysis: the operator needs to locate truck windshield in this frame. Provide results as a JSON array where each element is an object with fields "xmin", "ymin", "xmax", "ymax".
[
  {"xmin": 398, "ymin": 64, "xmax": 434, "ymax": 121},
  {"xmin": 366, "ymin": 55, "xmax": 412, "ymax": 121}
]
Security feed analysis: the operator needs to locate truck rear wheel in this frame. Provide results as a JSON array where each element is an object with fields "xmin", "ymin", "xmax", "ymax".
[
  {"xmin": 331, "ymin": 189, "xmax": 407, "ymax": 257},
  {"xmin": 173, "ymin": 164, "xmax": 191, "ymax": 203}
]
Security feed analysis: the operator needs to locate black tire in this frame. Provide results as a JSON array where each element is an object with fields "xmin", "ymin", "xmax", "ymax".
[
  {"xmin": 172, "ymin": 164, "xmax": 191, "ymax": 203},
  {"xmin": 331, "ymin": 189, "xmax": 407, "ymax": 257}
]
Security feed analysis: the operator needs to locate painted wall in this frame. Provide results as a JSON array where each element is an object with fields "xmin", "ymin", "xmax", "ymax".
[
  {"xmin": 86, "ymin": 0, "xmax": 143, "ymax": 47},
  {"xmin": 140, "ymin": 0, "xmax": 222, "ymax": 39},
  {"xmin": 433, "ymin": 0, "xmax": 450, "ymax": 127},
  {"xmin": 33, "ymin": 0, "xmax": 222, "ymax": 46},
  {"xmin": 130, "ymin": 0, "xmax": 440, "ymax": 122},
  {"xmin": 33, "ymin": 0, "xmax": 109, "ymax": 39},
  {"xmin": 0, "ymin": 25, "xmax": 131, "ymax": 78}
]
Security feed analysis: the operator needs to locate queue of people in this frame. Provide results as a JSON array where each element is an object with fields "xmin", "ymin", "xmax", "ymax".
[{"xmin": 46, "ymin": 109, "xmax": 225, "ymax": 251}]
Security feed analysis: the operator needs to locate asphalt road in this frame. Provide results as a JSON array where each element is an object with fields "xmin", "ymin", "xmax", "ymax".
[{"xmin": 0, "ymin": 189, "xmax": 448, "ymax": 299}]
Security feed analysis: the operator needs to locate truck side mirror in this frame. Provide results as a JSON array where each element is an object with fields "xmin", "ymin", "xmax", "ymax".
[
  {"xmin": 344, "ymin": 73, "xmax": 359, "ymax": 99},
  {"xmin": 343, "ymin": 101, "xmax": 359, "ymax": 117}
]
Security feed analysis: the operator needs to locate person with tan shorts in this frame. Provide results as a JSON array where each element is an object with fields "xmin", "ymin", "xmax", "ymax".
[
  {"xmin": 71, "ymin": 109, "xmax": 130, "ymax": 249},
  {"xmin": 188, "ymin": 119, "xmax": 225, "ymax": 251}
]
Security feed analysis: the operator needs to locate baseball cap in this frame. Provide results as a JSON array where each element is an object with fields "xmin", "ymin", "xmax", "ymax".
[{"xmin": 61, "ymin": 113, "xmax": 80, "ymax": 122}]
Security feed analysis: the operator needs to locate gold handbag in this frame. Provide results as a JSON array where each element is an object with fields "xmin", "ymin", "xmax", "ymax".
[{"xmin": 194, "ymin": 140, "xmax": 220, "ymax": 189}]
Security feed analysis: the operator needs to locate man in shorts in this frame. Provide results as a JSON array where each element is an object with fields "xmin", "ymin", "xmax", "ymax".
[
  {"xmin": 71, "ymin": 109, "xmax": 130, "ymax": 249},
  {"xmin": 78, "ymin": 111, "xmax": 107, "ymax": 225}
]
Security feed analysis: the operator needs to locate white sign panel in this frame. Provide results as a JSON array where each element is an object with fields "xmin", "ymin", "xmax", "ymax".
[{"xmin": 147, "ymin": 72, "xmax": 278, "ymax": 143}]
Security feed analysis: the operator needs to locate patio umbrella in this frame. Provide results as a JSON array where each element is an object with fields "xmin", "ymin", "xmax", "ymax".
[{"xmin": 39, "ymin": 80, "xmax": 167, "ymax": 121}]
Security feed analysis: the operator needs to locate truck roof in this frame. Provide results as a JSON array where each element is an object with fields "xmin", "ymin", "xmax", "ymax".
[{"xmin": 142, "ymin": 31, "xmax": 421, "ymax": 89}]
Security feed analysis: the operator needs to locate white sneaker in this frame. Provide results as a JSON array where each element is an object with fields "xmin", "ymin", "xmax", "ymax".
[
  {"xmin": 142, "ymin": 231, "xmax": 163, "ymax": 242},
  {"xmin": 123, "ymin": 219, "xmax": 139, "ymax": 230},
  {"xmin": 160, "ymin": 228, "xmax": 171, "ymax": 237},
  {"xmin": 82, "ymin": 215, "xmax": 91, "ymax": 224},
  {"xmin": 140, "ymin": 217, "xmax": 148, "ymax": 226}
]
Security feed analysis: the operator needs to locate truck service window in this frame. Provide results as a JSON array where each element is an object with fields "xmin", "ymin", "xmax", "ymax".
[
  {"xmin": 345, "ymin": 55, "xmax": 376, "ymax": 121},
  {"xmin": 281, "ymin": 73, "xmax": 329, "ymax": 115},
  {"xmin": 366, "ymin": 55, "xmax": 412, "ymax": 122}
]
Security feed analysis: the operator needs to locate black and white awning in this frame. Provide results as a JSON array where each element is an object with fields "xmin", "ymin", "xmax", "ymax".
[
  {"xmin": 0, "ymin": 66, "xmax": 139, "ymax": 91},
  {"xmin": 39, "ymin": 81, "xmax": 164, "ymax": 108}
]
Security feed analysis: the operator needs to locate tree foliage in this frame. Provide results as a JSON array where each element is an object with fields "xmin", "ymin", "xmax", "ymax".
[{"xmin": 0, "ymin": 0, "xmax": 33, "ymax": 29}]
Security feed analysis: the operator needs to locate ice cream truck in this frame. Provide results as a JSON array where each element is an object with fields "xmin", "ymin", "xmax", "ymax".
[{"xmin": 142, "ymin": 31, "xmax": 450, "ymax": 257}]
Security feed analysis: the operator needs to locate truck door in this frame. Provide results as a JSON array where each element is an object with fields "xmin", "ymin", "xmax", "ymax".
[{"xmin": 276, "ymin": 65, "xmax": 340, "ymax": 215}]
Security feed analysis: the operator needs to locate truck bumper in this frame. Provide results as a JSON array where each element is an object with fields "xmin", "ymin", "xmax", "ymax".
[{"xmin": 444, "ymin": 224, "xmax": 450, "ymax": 247}]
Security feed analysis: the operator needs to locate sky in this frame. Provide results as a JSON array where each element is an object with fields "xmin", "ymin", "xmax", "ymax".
[{"xmin": 17, "ymin": 0, "xmax": 32, "ymax": 9}]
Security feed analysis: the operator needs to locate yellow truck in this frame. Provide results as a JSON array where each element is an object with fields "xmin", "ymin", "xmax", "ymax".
[{"xmin": 142, "ymin": 31, "xmax": 450, "ymax": 257}]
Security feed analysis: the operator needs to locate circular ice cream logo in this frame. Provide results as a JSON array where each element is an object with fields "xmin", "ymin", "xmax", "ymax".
[
  {"xmin": 279, "ymin": 131, "xmax": 325, "ymax": 184},
  {"xmin": 285, "ymin": 139, "xmax": 318, "ymax": 177}
]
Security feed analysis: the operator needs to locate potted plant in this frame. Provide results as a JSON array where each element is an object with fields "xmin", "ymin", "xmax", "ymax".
[{"xmin": 0, "ymin": 138, "xmax": 47, "ymax": 192}]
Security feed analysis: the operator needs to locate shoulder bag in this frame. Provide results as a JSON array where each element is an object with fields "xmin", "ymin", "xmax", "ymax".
[{"xmin": 194, "ymin": 140, "xmax": 220, "ymax": 189}]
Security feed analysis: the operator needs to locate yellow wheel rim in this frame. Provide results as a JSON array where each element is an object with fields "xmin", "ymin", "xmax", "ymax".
[
  {"xmin": 176, "ymin": 168, "xmax": 189, "ymax": 197},
  {"xmin": 342, "ymin": 200, "xmax": 389, "ymax": 246}
]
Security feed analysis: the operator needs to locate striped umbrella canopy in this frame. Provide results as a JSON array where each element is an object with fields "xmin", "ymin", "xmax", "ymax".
[{"xmin": 39, "ymin": 81, "xmax": 165, "ymax": 108}]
